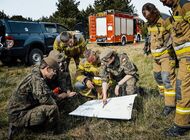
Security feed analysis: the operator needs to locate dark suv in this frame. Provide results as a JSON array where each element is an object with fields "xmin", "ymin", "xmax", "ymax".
[{"xmin": 0, "ymin": 19, "xmax": 69, "ymax": 65}]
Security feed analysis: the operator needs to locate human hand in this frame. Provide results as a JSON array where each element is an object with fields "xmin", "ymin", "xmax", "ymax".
[
  {"xmin": 57, "ymin": 92, "xmax": 67, "ymax": 99},
  {"xmin": 86, "ymin": 80, "xmax": 94, "ymax": 89},
  {"xmin": 67, "ymin": 91, "xmax": 77, "ymax": 97}
]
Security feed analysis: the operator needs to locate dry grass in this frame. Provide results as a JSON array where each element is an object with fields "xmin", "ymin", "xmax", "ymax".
[{"xmin": 0, "ymin": 43, "xmax": 189, "ymax": 140}]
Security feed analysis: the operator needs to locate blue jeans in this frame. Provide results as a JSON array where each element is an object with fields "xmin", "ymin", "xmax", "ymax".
[{"xmin": 74, "ymin": 82, "xmax": 86, "ymax": 91}]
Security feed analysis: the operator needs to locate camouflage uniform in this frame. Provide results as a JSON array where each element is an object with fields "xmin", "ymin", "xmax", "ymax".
[
  {"xmin": 147, "ymin": 13, "xmax": 177, "ymax": 107},
  {"xmin": 169, "ymin": 0, "xmax": 190, "ymax": 128},
  {"xmin": 8, "ymin": 67, "xmax": 59, "ymax": 128},
  {"xmin": 74, "ymin": 58, "xmax": 102, "ymax": 99},
  {"xmin": 100, "ymin": 52, "xmax": 138, "ymax": 95}
]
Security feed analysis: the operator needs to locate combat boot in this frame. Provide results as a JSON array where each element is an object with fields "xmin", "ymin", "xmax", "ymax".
[
  {"xmin": 161, "ymin": 106, "xmax": 175, "ymax": 116},
  {"xmin": 165, "ymin": 125, "xmax": 188, "ymax": 137}
]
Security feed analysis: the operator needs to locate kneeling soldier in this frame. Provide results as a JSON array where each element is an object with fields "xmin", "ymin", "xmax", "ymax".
[
  {"xmin": 47, "ymin": 50, "xmax": 76, "ymax": 99},
  {"xmin": 8, "ymin": 57, "xmax": 60, "ymax": 139},
  {"xmin": 99, "ymin": 49, "xmax": 139, "ymax": 105}
]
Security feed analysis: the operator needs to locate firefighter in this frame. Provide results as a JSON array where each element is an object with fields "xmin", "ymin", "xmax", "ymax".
[
  {"xmin": 142, "ymin": 3, "xmax": 177, "ymax": 116},
  {"xmin": 99, "ymin": 49, "xmax": 139, "ymax": 105},
  {"xmin": 53, "ymin": 31, "xmax": 87, "ymax": 68},
  {"xmin": 53, "ymin": 31, "xmax": 86, "ymax": 90},
  {"xmin": 74, "ymin": 49, "xmax": 102, "ymax": 99},
  {"xmin": 159, "ymin": 0, "xmax": 190, "ymax": 136}
]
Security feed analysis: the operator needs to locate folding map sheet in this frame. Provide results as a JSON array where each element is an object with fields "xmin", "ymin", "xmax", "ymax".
[{"xmin": 69, "ymin": 94, "xmax": 137, "ymax": 120}]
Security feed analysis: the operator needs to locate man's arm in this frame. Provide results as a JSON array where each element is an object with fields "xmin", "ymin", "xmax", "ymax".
[
  {"xmin": 99, "ymin": 61, "xmax": 109, "ymax": 105},
  {"xmin": 102, "ymin": 82, "xmax": 108, "ymax": 105},
  {"xmin": 57, "ymin": 91, "xmax": 76, "ymax": 99},
  {"xmin": 118, "ymin": 75, "xmax": 133, "ymax": 86},
  {"xmin": 53, "ymin": 35, "xmax": 63, "ymax": 52},
  {"xmin": 76, "ymin": 60, "xmax": 88, "ymax": 83}
]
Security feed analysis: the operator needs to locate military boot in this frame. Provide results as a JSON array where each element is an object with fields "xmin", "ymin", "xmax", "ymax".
[
  {"xmin": 161, "ymin": 106, "xmax": 175, "ymax": 116},
  {"xmin": 165, "ymin": 125, "xmax": 188, "ymax": 137}
]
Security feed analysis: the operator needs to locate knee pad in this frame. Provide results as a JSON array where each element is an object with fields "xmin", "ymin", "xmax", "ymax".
[
  {"xmin": 161, "ymin": 71, "xmax": 172, "ymax": 89},
  {"xmin": 176, "ymin": 79, "xmax": 182, "ymax": 100},
  {"xmin": 153, "ymin": 72, "xmax": 163, "ymax": 85}
]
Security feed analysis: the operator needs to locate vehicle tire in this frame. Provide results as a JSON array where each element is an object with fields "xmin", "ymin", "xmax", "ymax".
[
  {"xmin": 28, "ymin": 48, "xmax": 43, "ymax": 65},
  {"xmin": 121, "ymin": 38, "xmax": 126, "ymax": 46}
]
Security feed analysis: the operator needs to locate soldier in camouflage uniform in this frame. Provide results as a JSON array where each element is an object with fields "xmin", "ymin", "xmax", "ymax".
[
  {"xmin": 47, "ymin": 50, "xmax": 76, "ymax": 95},
  {"xmin": 8, "ymin": 57, "xmax": 60, "ymax": 139},
  {"xmin": 46, "ymin": 50, "xmax": 77, "ymax": 108},
  {"xmin": 99, "ymin": 49, "xmax": 139, "ymax": 105},
  {"xmin": 74, "ymin": 49, "xmax": 102, "ymax": 99},
  {"xmin": 142, "ymin": 3, "xmax": 177, "ymax": 116},
  {"xmin": 160, "ymin": 0, "xmax": 190, "ymax": 136}
]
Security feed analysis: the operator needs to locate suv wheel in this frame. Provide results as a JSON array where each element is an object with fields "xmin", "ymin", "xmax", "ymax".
[{"xmin": 28, "ymin": 48, "xmax": 43, "ymax": 65}]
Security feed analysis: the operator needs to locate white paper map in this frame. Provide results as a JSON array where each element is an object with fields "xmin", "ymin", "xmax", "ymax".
[{"xmin": 69, "ymin": 94, "xmax": 137, "ymax": 120}]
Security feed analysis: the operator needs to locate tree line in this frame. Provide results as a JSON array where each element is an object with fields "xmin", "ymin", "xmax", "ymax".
[{"xmin": 0, "ymin": 0, "xmax": 135, "ymax": 38}]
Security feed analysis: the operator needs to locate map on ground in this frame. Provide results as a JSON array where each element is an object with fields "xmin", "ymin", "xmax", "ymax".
[{"xmin": 69, "ymin": 94, "xmax": 137, "ymax": 120}]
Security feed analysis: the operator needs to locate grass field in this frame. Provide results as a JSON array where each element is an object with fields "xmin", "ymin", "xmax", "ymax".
[{"xmin": 0, "ymin": 43, "xmax": 189, "ymax": 140}]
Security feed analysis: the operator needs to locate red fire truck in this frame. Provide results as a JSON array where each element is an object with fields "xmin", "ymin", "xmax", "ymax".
[{"xmin": 89, "ymin": 10, "xmax": 143, "ymax": 45}]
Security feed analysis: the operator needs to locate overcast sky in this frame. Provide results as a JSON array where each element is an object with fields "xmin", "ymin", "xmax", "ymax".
[{"xmin": 0, "ymin": 0, "xmax": 170, "ymax": 20}]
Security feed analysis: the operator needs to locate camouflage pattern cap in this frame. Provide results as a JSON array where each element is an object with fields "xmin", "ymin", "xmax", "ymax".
[
  {"xmin": 43, "ymin": 56, "xmax": 59, "ymax": 70},
  {"xmin": 48, "ymin": 50, "xmax": 66, "ymax": 62},
  {"xmin": 99, "ymin": 49, "xmax": 114, "ymax": 61}
]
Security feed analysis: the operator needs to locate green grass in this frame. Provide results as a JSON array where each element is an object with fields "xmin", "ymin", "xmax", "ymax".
[{"xmin": 0, "ymin": 43, "xmax": 189, "ymax": 139}]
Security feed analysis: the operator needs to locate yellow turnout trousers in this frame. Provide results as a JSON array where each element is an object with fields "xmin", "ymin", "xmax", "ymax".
[
  {"xmin": 153, "ymin": 57, "xmax": 176, "ymax": 107},
  {"xmin": 174, "ymin": 57, "xmax": 190, "ymax": 127}
]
